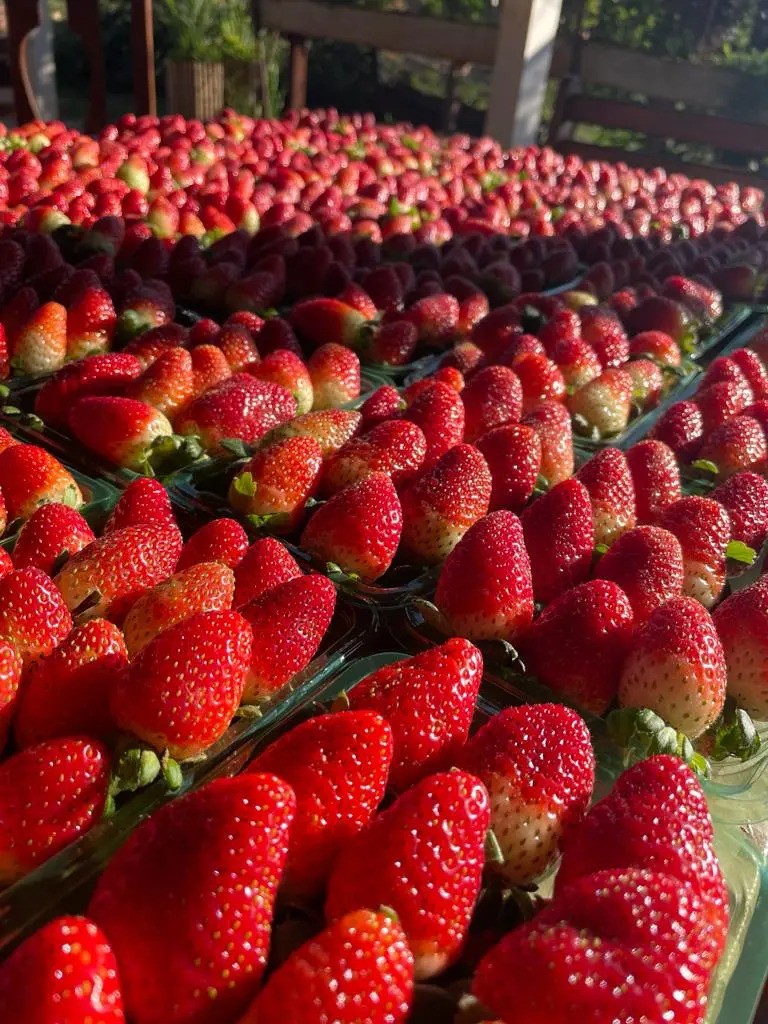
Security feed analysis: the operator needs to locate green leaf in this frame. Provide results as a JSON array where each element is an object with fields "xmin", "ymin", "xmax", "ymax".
[
  {"xmin": 232, "ymin": 471, "xmax": 257, "ymax": 498},
  {"xmin": 691, "ymin": 459, "xmax": 719, "ymax": 476},
  {"xmin": 595, "ymin": 542, "xmax": 609, "ymax": 556},
  {"xmin": 484, "ymin": 829, "xmax": 505, "ymax": 866},
  {"xmin": 726, "ymin": 539, "xmax": 756, "ymax": 565},
  {"xmin": 706, "ymin": 702, "xmax": 761, "ymax": 762},
  {"xmin": 219, "ymin": 437, "xmax": 251, "ymax": 459}
]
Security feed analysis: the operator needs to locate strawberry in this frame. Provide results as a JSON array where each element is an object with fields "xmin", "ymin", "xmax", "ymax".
[
  {"xmin": 13, "ymin": 619, "xmax": 128, "ymax": 747},
  {"xmin": 2, "ymin": 286, "xmax": 39, "ymax": 350},
  {"xmin": 265, "ymin": 408, "xmax": 361, "ymax": 457},
  {"xmin": 458, "ymin": 704, "xmax": 595, "ymax": 884},
  {"xmin": 216, "ymin": 323, "xmax": 261, "ymax": 372},
  {"xmin": 120, "ymin": 323, "xmax": 187, "ymax": 370},
  {"xmin": 233, "ymin": 537, "xmax": 302, "ymax": 608},
  {"xmin": 224, "ymin": 269, "xmax": 286, "ymax": 315},
  {"xmin": 104, "ymin": 477, "xmax": 178, "ymax": 533},
  {"xmin": 290, "ymin": 298, "xmax": 367, "ymax": 348},
  {"xmin": 0, "ymin": 640, "xmax": 22, "ymax": 752},
  {"xmin": 123, "ymin": 347, "xmax": 194, "ymax": 419},
  {"xmin": 326, "ymin": 770, "xmax": 489, "ymax": 980},
  {"xmin": 731, "ymin": 347, "xmax": 768, "ymax": 399},
  {"xmin": 176, "ymin": 518, "xmax": 248, "ymax": 571},
  {"xmin": 550, "ymin": 336, "xmax": 602, "ymax": 389},
  {"xmin": 405, "ymin": 293, "xmax": 460, "ymax": 345},
  {"xmin": 476, "ymin": 423, "xmax": 542, "ymax": 512},
  {"xmin": 11, "ymin": 301, "xmax": 67, "ymax": 375},
  {"xmin": 0, "ymin": 443, "xmax": 83, "ymax": 522},
  {"xmin": 697, "ymin": 414, "xmax": 767, "ymax": 477},
  {"xmin": 346, "ymin": 638, "xmax": 483, "ymax": 790},
  {"xmin": 12, "ymin": 502, "xmax": 95, "ymax": 574},
  {"xmin": 404, "ymin": 380, "xmax": 465, "ymax": 467},
  {"xmin": 626, "ymin": 438, "xmax": 682, "ymax": 522},
  {"xmin": 238, "ymin": 909, "xmax": 413, "ymax": 1024},
  {"xmin": 523, "ymin": 400, "xmax": 574, "ymax": 485},
  {"xmin": 360, "ymin": 384, "xmax": 405, "ymax": 429},
  {"xmin": 323, "ymin": 420, "xmax": 426, "ymax": 496},
  {"xmin": 702, "ymin": 355, "xmax": 752, "ymax": 392},
  {"xmin": 595, "ymin": 524, "xmax": 684, "ymax": 625},
  {"xmin": 624, "ymin": 356, "xmax": 664, "ymax": 409},
  {"xmin": 55, "ymin": 524, "xmax": 182, "ymax": 622},
  {"xmin": 68, "ymin": 396, "xmax": 175, "ymax": 471},
  {"xmin": 579, "ymin": 306, "xmax": 629, "ymax": 367},
  {"xmin": 713, "ymin": 471, "xmax": 768, "ymax": 549},
  {"xmin": 508, "ymin": 351, "xmax": 566, "ymax": 412},
  {"xmin": 239, "ymin": 573, "xmax": 336, "ymax": 700},
  {"xmin": 576, "ymin": 447, "xmax": 637, "ymax": 547},
  {"xmin": 250, "ymin": 349, "xmax": 314, "ymax": 415},
  {"xmin": 189, "ymin": 343, "xmax": 232, "ymax": 396},
  {"xmin": 568, "ymin": 366, "xmax": 633, "ymax": 439},
  {"xmin": 520, "ymin": 579, "xmax": 635, "ymax": 715},
  {"xmin": 0, "ymin": 737, "xmax": 110, "ymax": 884},
  {"xmin": 658, "ymin": 496, "xmax": 731, "ymax": 608},
  {"xmin": 362, "ymin": 265, "xmax": 405, "ymax": 312},
  {"xmin": 619, "ymin": 596, "xmax": 726, "ymax": 737},
  {"xmin": 117, "ymin": 279, "xmax": 175, "ymax": 337},
  {"xmin": 520, "ymin": 478, "xmax": 594, "ymax": 603},
  {"xmin": 89, "ymin": 775, "xmax": 295, "ymax": 1024},
  {"xmin": 229, "ymin": 436, "xmax": 324, "ymax": 533},
  {"xmin": 434, "ymin": 510, "xmax": 533, "ymax": 641},
  {"xmin": 174, "ymin": 374, "xmax": 297, "ymax": 454},
  {"xmin": 0, "ymin": 915, "xmax": 125, "ymax": 1024},
  {"xmin": 254, "ymin": 315, "xmax": 302, "ymax": 357},
  {"xmin": 662, "ymin": 274, "xmax": 723, "ymax": 322},
  {"xmin": 0, "ymin": 566, "xmax": 72, "ymax": 663},
  {"xmin": 0, "ymin": 426, "xmax": 17, "ymax": 454},
  {"xmin": 300, "ymin": 472, "xmax": 402, "ymax": 582},
  {"xmin": 248, "ymin": 710, "xmax": 393, "ymax": 897},
  {"xmin": 112, "ymin": 609, "xmax": 252, "ymax": 760},
  {"xmin": 34, "ymin": 351, "xmax": 143, "ymax": 429},
  {"xmin": 306, "ymin": 342, "xmax": 361, "ymax": 409},
  {"xmin": 461, "ymin": 365, "xmax": 522, "ymax": 442},
  {"xmin": 651, "ymin": 399, "xmax": 705, "ymax": 459},
  {"xmin": 713, "ymin": 576, "xmax": 768, "ymax": 719},
  {"xmin": 628, "ymin": 329, "xmax": 682, "ymax": 368},
  {"xmin": 66, "ymin": 285, "xmax": 117, "ymax": 360},
  {"xmin": 367, "ymin": 319, "xmax": 419, "ymax": 365},
  {"xmin": 444, "ymin": 339, "xmax": 487, "ymax": 374},
  {"xmin": 121, "ymin": 562, "xmax": 235, "ymax": 658},
  {"xmin": 697, "ymin": 379, "xmax": 752, "ymax": 432},
  {"xmin": 625, "ymin": 296, "xmax": 695, "ymax": 345},
  {"xmin": 399, "ymin": 443, "xmax": 491, "ymax": 565}
]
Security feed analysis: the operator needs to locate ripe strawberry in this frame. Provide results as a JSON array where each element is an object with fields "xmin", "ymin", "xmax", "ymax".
[
  {"xmin": 176, "ymin": 517, "xmax": 248, "ymax": 571},
  {"xmin": 658, "ymin": 496, "xmax": 731, "ymax": 608},
  {"xmin": 323, "ymin": 420, "xmax": 426, "ymax": 496},
  {"xmin": 476, "ymin": 423, "xmax": 542, "ymax": 512},
  {"xmin": 444, "ymin": 339, "xmax": 487, "ymax": 374},
  {"xmin": 2, "ymin": 286, "xmax": 39, "ymax": 350},
  {"xmin": 306, "ymin": 342, "xmax": 361, "ymax": 409},
  {"xmin": 625, "ymin": 296, "xmax": 694, "ymax": 345},
  {"xmin": 68, "ymin": 396, "xmax": 175, "ymax": 471},
  {"xmin": 651, "ymin": 399, "xmax": 705, "ymax": 459},
  {"xmin": 229, "ymin": 436, "xmax": 324, "ymax": 533},
  {"xmin": 326, "ymin": 770, "xmax": 489, "ymax": 980},
  {"xmin": 523, "ymin": 400, "xmax": 574, "ymax": 485},
  {"xmin": 435, "ymin": 510, "xmax": 533, "ymax": 640},
  {"xmin": 11, "ymin": 301, "xmax": 67, "ymax": 375},
  {"xmin": 399, "ymin": 443, "xmax": 491, "ymax": 565},
  {"xmin": 248, "ymin": 710, "xmax": 393, "ymax": 897},
  {"xmin": 55, "ymin": 524, "xmax": 182, "ymax": 622},
  {"xmin": 189, "ymin": 343, "xmax": 232, "ymax": 396},
  {"xmin": 367, "ymin": 319, "xmax": 419, "ymax": 365},
  {"xmin": 702, "ymin": 355, "xmax": 752, "ymax": 393},
  {"xmin": 301, "ymin": 472, "xmax": 403, "ymax": 582},
  {"xmin": 117, "ymin": 279, "xmax": 175, "ymax": 337},
  {"xmin": 254, "ymin": 315, "xmax": 302, "ymax": 357},
  {"xmin": 123, "ymin": 347, "xmax": 194, "ymax": 419},
  {"xmin": 265, "ymin": 408, "xmax": 361, "ymax": 457},
  {"xmin": 250, "ymin": 349, "xmax": 314, "ymax": 415},
  {"xmin": 175, "ymin": 375, "xmax": 297, "ymax": 454},
  {"xmin": 713, "ymin": 471, "xmax": 768, "ymax": 549},
  {"xmin": 405, "ymin": 293, "xmax": 460, "ymax": 345},
  {"xmin": 0, "ymin": 566, "xmax": 72, "ymax": 663},
  {"xmin": 233, "ymin": 537, "xmax": 302, "ymax": 608},
  {"xmin": 216, "ymin": 323, "xmax": 261, "ymax": 373},
  {"xmin": 743, "ymin": 398, "xmax": 768, "ymax": 434},
  {"xmin": 713, "ymin": 576, "xmax": 768, "ymax": 719},
  {"xmin": 13, "ymin": 619, "xmax": 128, "ymax": 747},
  {"xmin": 0, "ymin": 443, "xmax": 83, "ymax": 523},
  {"xmin": 104, "ymin": 477, "xmax": 177, "ymax": 534},
  {"xmin": 0, "ymin": 737, "xmax": 110, "ymax": 884},
  {"xmin": 550, "ymin": 336, "xmax": 602, "ymax": 390},
  {"xmin": 619, "ymin": 597, "xmax": 726, "ymax": 737},
  {"xmin": 628, "ymin": 330, "xmax": 682, "ymax": 368},
  {"xmin": 458, "ymin": 704, "xmax": 595, "ymax": 884},
  {"xmin": 579, "ymin": 306, "xmax": 629, "ymax": 367},
  {"xmin": 12, "ymin": 502, "xmax": 95, "ymax": 574},
  {"xmin": 238, "ymin": 909, "xmax": 413, "ymax": 1024},
  {"xmin": 576, "ymin": 447, "xmax": 637, "ymax": 547},
  {"xmin": 359, "ymin": 384, "xmax": 405, "ymax": 428},
  {"xmin": 118, "ymin": 323, "xmax": 187, "ymax": 370},
  {"xmin": 508, "ymin": 351, "xmax": 566, "ymax": 412},
  {"xmin": 731, "ymin": 347, "xmax": 768, "ymax": 399},
  {"xmin": 568, "ymin": 366, "xmax": 633, "ymax": 439},
  {"xmin": 697, "ymin": 414, "xmax": 767, "ymax": 477},
  {"xmin": 66, "ymin": 286, "xmax": 117, "ymax": 360},
  {"xmin": 362, "ymin": 265, "xmax": 405, "ymax": 312},
  {"xmin": 626, "ymin": 438, "xmax": 682, "ymax": 522},
  {"xmin": 89, "ymin": 775, "xmax": 295, "ymax": 1024},
  {"xmin": 112, "ymin": 609, "xmax": 252, "ymax": 760},
  {"xmin": 461, "ymin": 365, "xmax": 523, "ymax": 442},
  {"xmin": 0, "ymin": 915, "xmax": 125, "ymax": 1024},
  {"xmin": 624, "ymin": 356, "xmax": 664, "ymax": 410},
  {"xmin": 520, "ymin": 478, "xmax": 594, "ymax": 603},
  {"xmin": 662, "ymin": 274, "xmax": 723, "ymax": 322},
  {"xmin": 595, "ymin": 523, "xmax": 684, "ymax": 625},
  {"xmin": 224, "ymin": 268, "xmax": 285, "ymax": 314},
  {"xmin": 346, "ymin": 638, "xmax": 483, "ymax": 790},
  {"xmin": 34, "ymin": 351, "xmax": 143, "ymax": 429},
  {"xmin": 290, "ymin": 297, "xmax": 367, "ymax": 349},
  {"xmin": 404, "ymin": 380, "xmax": 465, "ymax": 467},
  {"xmin": 697, "ymin": 379, "xmax": 752, "ymax": 432},
  {"xmin": 0, "ymin": 640, "xmax": 22, "ymax": 752}
]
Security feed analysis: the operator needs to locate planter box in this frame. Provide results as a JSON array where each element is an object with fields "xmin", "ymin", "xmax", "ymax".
[{"xmin": 166, "ymin": 60, "xmax": 225, "ymax": 119}]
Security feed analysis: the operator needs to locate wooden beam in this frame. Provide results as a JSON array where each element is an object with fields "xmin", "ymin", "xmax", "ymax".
[
  {"xmin": 66, "ymin": 0, "xmax": 107, "ymax": 132},
  {"xmin": 287, "ymin": 35, "xmax": 308, "ymax": 111},
  {"xmin": 131, "ymin": 0, "xmax": 156, "ymax": 116},
  {"xmin": 485, "ymin": 0, "xmax": 564, "ymax": 146},
  {"xmin": 5, "ymin": 0, "xmax": 41, "ymax": 124}
]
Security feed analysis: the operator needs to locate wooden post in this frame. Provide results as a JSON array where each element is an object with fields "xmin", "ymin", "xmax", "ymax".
[
  {"xmin": 287, "ymin": 35, "xmax": 308, "ymax": 111},
  {"xmin": 66, "ymin": 0, "xmax": 107, "ymax": 132},
  {"xmin": 131, "ymin": 0, "xmax": 157, "ymax": 116},
  {"xmin": 5, "ymin": 0, "xmax": 41, "ymax": 124},
  {"xmin": 485, "ymin": 0, "xmax": 564, "ymax": 147}
]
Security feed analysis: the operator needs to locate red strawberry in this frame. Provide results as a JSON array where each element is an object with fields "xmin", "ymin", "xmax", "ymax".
[
  {"xmin": 628, "ymin": 329, "xmax": 682, "ymax": 368},
  {"xmin": 658, "ymin": 495, "xmax": 731, "ymax": 608},
  {"xmin": 34, "ymin": 352, "xmax": 143, "ymax": 429},
  {"xmin": 458, "ymin": 704, "xmax": 595, "ymax": 883},
  {"xmin": 54, "ymin": 524, "xmax": 182, "ymax": 622},
  {"xmin": 13, "ymin": 619, "xmax": 128, "ymax": 747},
  {"xmin": 0, "ymin": 640, "xmax": 22, "ymax": 751},
  {"xmin": 404, "ymin": 380, "xmax": 465, "ymax": 467},
  {"xmin": 176, "ymin": 517, "xmax": 248, "ymax": 571},
  {"xmin": 521, "ymin": 478, "xmax": 594, "ymax": 603},
  {"xmin": 625, "ymin": 296, "xmax": 695, "ymax": 345},
  {"xmin": 0, "ymin": 737, "xmax": 110, "ymax": 884},
  {"xmin": 405, "ymin": 292, "xmax": 460, "ymax": 345},
  {"xmin": 713, "ymin": 576, "xmax": 768, "ymax": 719},
  {"xmin": 362, "ymin": 266, "xmax": 405, "ymax": 312},
  {"xmin": 290, "ymin": 297, "xmax": 366, "ymax": 348},
  {"xmin": 2, "ymin": 286, "xmax": 39, "ymax": 349},
  {"xmin": 89, "ymin": 775, "xmax": 295, "ymax": 1024},
  {"xmin": 626, "ymin": 439, "xmax": 682, "ymax": 522},
  {"xmin": 576, "ymin": 447, "xmax": 637, "ymax": 547},
  {"xmin": 301, "ymin": 472, "xmax": 402, "ymax": 582},
  {"xmin": 662, "ymin": 274, "xmax": 722, "ymax": 322},
  {"xmin": 702, "ymin": 355, "xmax": 752, "ymax": 393},
  {"xmin": 224, "ymin": 268, "xmax": 285, "ymax": 314},
  {"xmin": 476, "ymin": 423, "xmax": 542, "ymax": 512},
  {"xmin": 189, "ymin": 343, "xmax": 232, "ymax": 396},
  {"xmin": 651, "ymin": 399, "xmax": 704, "ymax": 459},
  {"xmin": 266, "ymin": 408, "xmax": 361, "ymax": 457},
  {"xmin": 0, "ymin": 444, "xmax": 83, "ymax": 522},
  {"xmin": 119, "ymin": 324, "xmax": 187, "ymax": 370},
  {"xmin": 697, "ymin": 379, "xmax": 752, "ymax": 432},
  {"xmin": 68, "ymin": 396, "xmax": 175, "ymax": 471},
  {"xmin": 568, "ymin": 366, "xmax": 633, "ymax": 439},
  {"xmin": 550, "ymin": 336, "xmax": 602, "ymax": 390},
  {"xmin": 595, "ymin": 524, "xmax": 684, "ymax": 625},
  {"xmin": 175, "ymin": 375, "xmax": 297, "ymax": 454},
  {"xmin": 523, "ymin": 400, "xmax": 574, "ymax": 485},
  {"xmin": 624, "ymin": 356, "xmax": 664, "ymax": 409},
  {"xmin": 0, "ymin": 566, "xmax": 72, "ymax": 663},
  {"xmin": 229, "ymin": 436, "xmax": 324, "ymax": 533},
  {"xmin": 11, "ymin": 301, "xmax": 67, "ymax": 375},
  {"xmin": 435, "ymin": 510, "xmax": 533, "ymax": 641},
  {"xmin": 399, "ymin": 443, "xmax": 491, "ymax": 564},
  {"xmin": 248, "ymin": 710, "xmax": 393, "ymax": 897},
  {"xmin": 216, "ymin": 323, "xmax": 261, "ymax": 372},
  {"xmin": 250, "ymin": 349, "xmax": 314, "ymax": 415},
  {"xmin": 254, "ymin": 315, "xmax": 302, "ymax": 357},
  {"xmin": 461, "ymin": 365, "xmax": 523, "ymax": 442},
  {"xmin": 508, "ymin": 351, "xmax": 566, "ymax": 412},
  {"xmin": 233, "ymin": 537, "xmax": 302, "ymax": 608},
  {"xmin": 112, "ymin": 609, "xmax": 252, "ymax": 759},
  {"xmin": 579, "ymin": 306, "xmax": 629, "ymax": 367},
  {"xmin": 444, "ymin": 339, "xmax": 487, "ymax": 374},
  {"xmin": 367, "ymin": 319, "xmax": 419, "ymax": 365},
  {"xmin": 359, "ymin": 384, "xmax": 405, "ymax": 429},
  {"xmin": 346, "ymin": 638, "xmax": 483, "ymax": 790},
  {"xmin": 104, "ymin": 477, "xmax": 177, "ymax": 533},
  {"xmin": 731, "ymin": 347, "xmax": 768, "ymax": 399},
  {"xmin": 306, "ymin": 342, "xmax": 361, "ymax": 409},
  {"xmin": 0, "ymin": 915, "xmax": 125, "ymax": 1024},
  {"xmin": 66, "ymin": 286, "xmax": 117, "ymax": 360},
  {"xmin": 326, "ymin": 770, "xmax": 489, "ymax": 980},
  {"xmin": 239, "ymin": 573, "xmax": 336, "ymax": 700},
  {"xmin": 323, "ymin": 420, "xmax": 426, "ymax": 495},
  {"xmin": 117, "ymin": 279, "xmax": 175, "ymax": 337},
  {"xmin": 520, "ymin": 579, "xmax": 635, "ymax": 714},
  {"xmin": 12, "ymin": 502, "xmax": 95, "ymax": 574},
  {"xmin": 238, "ymin": 909, "xmax": 413, "ymax": 1024},
  {"xmin": 697, "ymin": 414, "xmax": 767, "ymax": 477},
  {"xmin": 713, "ymin": 471, "xmax": 768, "ymax": 549},
  {"xmin": 123, "ymin": 347, "xmax": 194, "ymax": 419}
]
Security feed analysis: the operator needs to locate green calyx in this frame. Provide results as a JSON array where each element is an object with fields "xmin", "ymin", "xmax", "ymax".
[
  {"xmin": 606, "ymin": 707, "xmax": 710, "ymax": 778},
  {"xmin": 705, "ymin": 701, "xmax": 761, "ymax": 763},
  {"xmin": 691, "ymin": 458, "xmax": 719, "ymax": 477},
  {"xmin": 144, "ymin": 433, "xmax": 206, "ymax": 477},
  {"xmin": 726, "ymin": 539, "xmax": 756, "ymax": 566}
]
